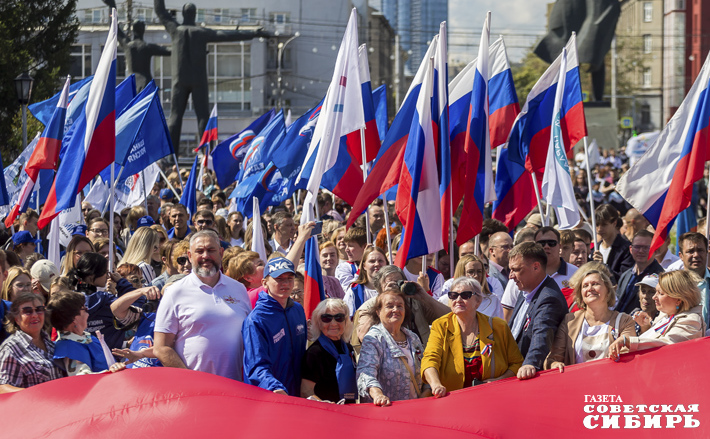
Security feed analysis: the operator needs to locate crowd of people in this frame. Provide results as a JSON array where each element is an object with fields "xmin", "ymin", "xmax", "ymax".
[{"xmin": 0, "ymin": 156, "xmax": 707, "ymax": 406}]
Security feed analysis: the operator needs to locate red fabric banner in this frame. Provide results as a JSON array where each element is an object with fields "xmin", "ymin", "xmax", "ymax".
[{"xmin": 2, "ymin": 338, "xmax": 709, "ymax": 438}]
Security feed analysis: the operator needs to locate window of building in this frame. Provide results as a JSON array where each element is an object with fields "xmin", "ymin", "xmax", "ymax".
[
  {"xmin": 93, "ymin": 9, "xmax": 103, "ymax": 23},
  {"xmin": 207, "ymin": 43, "xmax": 252, "ymax": 111},
  {"xmin": 241, "ymin": 8, "xmax": 257, "ymax": 23},
  {"xmin": 643, "ymin": 34, "xmax": 652, "ymax": 53},
  {"xmin": 69, "ymin": 45, "xmax": 92, "ymax": 78},
  {"xmin": 642, "ymin": 67, "xmax": 652, "ymax": 87},
  {"xmin": 643, "ymin": 2, "xmax": 653, "ymax": 22},
  {"xmin": 197, "ymin": 9, "xmax": 205, "ymax": 23},
  {"xmin": 270, "ymin": 13, "xmax": 290, "ymax": 24},
  {"xmin": 267, "ymin": 46, "xmax": 293, "ymax": 70},
  {"xmin": 213, "ymin": 8, "xmax": 223, "ymax": 23},
  {"xmin": 134, "ymin": 8, "xmax": 153, "ymax": 22},
  {"xmin": 641, "ymin": 104, "xmax": 651, "ymax": 127}
]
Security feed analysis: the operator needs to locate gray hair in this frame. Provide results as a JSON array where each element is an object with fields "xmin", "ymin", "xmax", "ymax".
[
  {"xmin": 308, "ymin": 298, "xmax": 353, "ymax": 342},
  {"xmin": 189, "ymin": 229, "xmax": 220, "ymax": 247},
  {"xmin": 372, "ymin": 265, "xmax": 405, "ymax": 293},
  {"xmin": 450, "ymin": 277, "xmax": 482, "ymax": 295}
]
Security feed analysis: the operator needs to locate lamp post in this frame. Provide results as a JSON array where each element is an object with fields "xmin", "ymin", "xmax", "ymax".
[
  {"xmin": 276, "ymin": 32, "xmax": 300, "ymax": 109},
  {"xmin": 14, "ymin": 72, "xmax": 34, "ymax": 150}
]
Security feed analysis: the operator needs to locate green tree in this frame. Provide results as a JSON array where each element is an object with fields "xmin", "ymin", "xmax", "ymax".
[
  {"xmin": 511, "ymin": 49, "xmax": 550, "ymax": 105},
  {"xmin": 0, "ymin": 0, "xmax": 79, "ymax": 162}
]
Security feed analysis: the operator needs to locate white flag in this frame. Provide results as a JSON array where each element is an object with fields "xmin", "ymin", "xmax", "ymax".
[
  {"xmin": 541, "ymin": 47, "xmax": 580, "ymax": 230},
  {"xmin": 251, "ymin": 197, "xmax": 267, "ymax": 262}
]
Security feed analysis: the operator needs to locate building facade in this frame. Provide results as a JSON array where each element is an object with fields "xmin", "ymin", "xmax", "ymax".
[{"xmin": 73, "ymin": 0, "xmax": 395, "ymax": 156}]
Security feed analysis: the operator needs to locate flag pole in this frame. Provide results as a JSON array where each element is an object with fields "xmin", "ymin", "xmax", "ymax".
[
  {"xmin": 705, "ymin": 161, "xmax": 710, "ymax": 238},
  {"xmin": 141, "ymin": 169, "xmax": 149, "ymax": 211},
  {"xmin": 583, "ymin": 136, "xmax": 598, "ymax": 248},
  {"xmin": 382, "ymin": 192, "xmax": 393, "ymax": 262},
  {"xmin": 158, "ymin": 168, "xmax": 180, "ymax": 200},
  {"xmin": 530, "ymin": 171, "xmax": 548, "ymax": 226},
  {"xmin": 102, "ymin": 166, "xmax": 125, "ymax": 215},
  {"xmin": 108, "ymin": 162, "xmax": 116, "ymax": 271},
  {"xmin": 449, "ymin": 188, "xmax": 454, "ymax": 278},
  {"xmin": 360, "ymin": 128, "xmax": 372, "ymax": 244},
  {"xmin": 172, "ymin": 153, "xmax": 184, "ymax": 191}
]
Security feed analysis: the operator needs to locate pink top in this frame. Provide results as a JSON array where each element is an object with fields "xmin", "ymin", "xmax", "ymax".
[
  {"xmin": 323, "ymin": 276, "xmax": 345, "ymax": 299},
  {"xmin": 247, "ymin": 286, "xmax": 267, "ymax": 308}
]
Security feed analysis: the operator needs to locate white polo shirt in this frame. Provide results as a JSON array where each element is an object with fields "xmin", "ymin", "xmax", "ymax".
[{"xmin": 155, "ymin": 272, "xmax": 251, "ymax": 380}]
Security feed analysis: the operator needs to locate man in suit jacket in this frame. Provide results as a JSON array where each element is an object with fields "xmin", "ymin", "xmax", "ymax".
[
  {"xmin": 487, "ymin": 231, "xmax": 513, "ymax": 289},
  {"xmin": 508, "ymin": 242, "xmax": 568, "ymax": 380},
  {"xmin": 615, "ymin": 230, "xmax": 664, "ymax": 314}
]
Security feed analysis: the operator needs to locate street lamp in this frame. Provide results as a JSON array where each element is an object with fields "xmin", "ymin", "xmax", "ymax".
[
  {"xmin": 276, "ymin": 32, "xmax": 300, "ymax": 109},
  {"xmin": 14, "ymin": 72, "xmax": 34, "ymax": 150}
]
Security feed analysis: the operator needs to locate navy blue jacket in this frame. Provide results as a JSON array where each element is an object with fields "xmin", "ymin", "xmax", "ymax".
[
  {"xmin": 242, "ymin": 291, "xmax": 307, "ymax": 395},
  {"xmin": 512, "ymin": 276, "xmax": 568, "ymax": 370},
  {"xmin": 85, "ymin": 278, "xmax": 143, "ymax": 350}
]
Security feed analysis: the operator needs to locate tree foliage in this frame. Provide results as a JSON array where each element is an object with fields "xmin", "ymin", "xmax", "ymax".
[
  {"xmin": 511, "ymin": 49, "xmax": 550, "ymax": 105},
  {"xmin": 0, "ymin": 0, "xmax": 79, "ymax": 162}
]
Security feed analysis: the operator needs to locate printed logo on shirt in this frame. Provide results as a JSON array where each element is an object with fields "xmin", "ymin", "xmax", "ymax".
[
  {"xmin": 562, "ymin": 280, "xmax": 570, "ymax": 288},
  {"xmin": 273, "ymin": 328, "xmax": 285, "ymax": 344},
  {"xmin": 296, "ymin": 324, "xmax": 305, "ymax": 335},
  {"xmin": 223, "ymin": 295, "xmax": 240, "ymax": 305}
]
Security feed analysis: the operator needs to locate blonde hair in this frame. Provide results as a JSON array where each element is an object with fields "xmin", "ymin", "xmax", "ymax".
[
  {"xmin": 573, "ymin": 269, "xmax": 616, "ymax": 310},
  {"xmin": 120, "ymin": 227, "xmax": 160, "ymax": 266},
  {"xmin": 453, "ymin": 254, "xmax": 491, "ymax": 296},
  {"xmin": 657, "ymin": 270, "xmax": 702, "ymax": 312},
  {"xmin": 2, "ymin": 267, "xmax": 32, "ymax": 301}
]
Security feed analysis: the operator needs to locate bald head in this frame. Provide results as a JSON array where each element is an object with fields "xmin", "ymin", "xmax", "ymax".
[{"xmin": 488, "ymin": 231, "xmax": 513, "ymax": 267}]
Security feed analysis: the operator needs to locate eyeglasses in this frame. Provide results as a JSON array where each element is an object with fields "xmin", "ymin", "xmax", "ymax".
[
  {"xmin": 176, "ymin": 256, "xmax": 189, "ymax": 265},
  {"xmin": 320, "ymin": 313, "xmax": 346, "ymax": 323},
  {"xmin": 196, "ymin": 219, "xmax": 213, "ymax": 226},
  {"xmin": 448, "ymin": 290, "xmax": 479, "ymax": 300},
  {"xmin": 631, "ymin": 245, "xmax": 650, "ymax": 252},
  {"xmin": 21, "ymin": 306, "xmax": 45, "ymax": 315},
  {"xmin": 536, "ymin": 240, "xmax": 558, "ymax": 248},
  {"xmin": 89, "ymin": 228, "xmax": 109, "ymax": 235}
]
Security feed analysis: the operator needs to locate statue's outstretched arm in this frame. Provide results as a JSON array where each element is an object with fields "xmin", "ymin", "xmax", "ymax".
[
  {"xmin": 205, "ymin": 27, "xmax": 270, "ymax": 43},
  {"xmin": 154, "ymin": 0, "xmax": 178, "ymax": 34}
]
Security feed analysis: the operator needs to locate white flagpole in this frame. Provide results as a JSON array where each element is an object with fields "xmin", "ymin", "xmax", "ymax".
[
  {"xmin": 158, "ymin": 168, "xmax": 181, "ymax": 200},
  {"xmin": 382, "ymin": 192, "xmax": 393, "ymax": 262},
  {"xmin": 141, "ymin": 170, "xmax": 149, "ymax": 211},
  {"xmin": 172, "ymin": 153, "xmax": 184, "ymax": 191},
  {"xmin": 102, "ymin": 166, "xmax": 125, "ymax": 215},
  {"xmin": 108, "ymin": 163, "xmax": 115, "ymax": 271},
  {"xmin": 530, "ymin": 171, "xmax": 548, "ymax": 226},
  {"xmin": 583, "ymin": 137, "xmax": 598, "ymax": 247},
  {"xmin": 360, "ymin": 128, "xmax": 372, "ymax": 244}
]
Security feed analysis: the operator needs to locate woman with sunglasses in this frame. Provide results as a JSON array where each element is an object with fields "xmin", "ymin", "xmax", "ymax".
[
  {"xmin": 0, "ymin": 293, "xmax": 64, "ymax": 393},
  {"xmin": 422, "ymin": 277, "xmax": 523, "ymax": 397},
  {"xmin": 439, "ymin": 254, "xmax": 504, "ymax": 318},
  {"xmin": 301, "ymin": 299, "xmax": 357, "ymax": 403},
  {"xmin": 47, "ymin": 291, "xmax": 125, "ymax": 375}
]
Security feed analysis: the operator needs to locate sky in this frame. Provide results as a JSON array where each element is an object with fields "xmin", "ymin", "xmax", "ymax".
[{"xmin": 448, "ymin": 0, "xmax": 551, "ymax": 65}]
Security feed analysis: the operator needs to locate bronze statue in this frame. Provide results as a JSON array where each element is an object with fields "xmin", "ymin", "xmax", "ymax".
[
  {"xmin": 534, "ymin": 0, "xmax": 621, "ymax": 102},
  {"xmin": 103, "ymin": 0, "xmax": 171, "ymax": 91},
  {"xmin": 154, "ymin": 0, "xmax": 267, "ymax": 155}
]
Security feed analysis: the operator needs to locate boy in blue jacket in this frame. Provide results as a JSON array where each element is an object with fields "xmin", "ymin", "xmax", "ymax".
[{"xmin": 242, "ymin": 258, "xmax": 307, "ymax": 396}]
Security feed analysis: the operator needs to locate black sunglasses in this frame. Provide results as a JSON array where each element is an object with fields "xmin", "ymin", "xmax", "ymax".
[
  {"xmin": 448, "ymin": 291, "xmax": 478, "ymax": 300},
  {"xmin": 21, "ymin": 306, "xmax": 46, "ymax": 315},
  {"xmin": 196, "ymin": 219, "xmax": 213, "ymax": 226},
  {"xmin": 320, "ymin": 313, "xmax": 346, "ymax": 323},
  {"xmin": 536, "ymin": 239, "xmax": 558, "ymax": 248},
  {"xmin": 176, "ymin": 256, "xmax": 189, "ymax": 265}
]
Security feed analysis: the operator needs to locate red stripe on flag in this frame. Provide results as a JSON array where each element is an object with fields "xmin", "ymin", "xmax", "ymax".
[{"xmin": 339, "ymin": 76, "xmax": 347, "ymax": 87}]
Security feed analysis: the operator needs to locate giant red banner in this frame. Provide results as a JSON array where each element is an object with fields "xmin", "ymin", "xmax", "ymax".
[{"xmin": 2, "ymin": 338, "xmax": 709, "ymax": 438}]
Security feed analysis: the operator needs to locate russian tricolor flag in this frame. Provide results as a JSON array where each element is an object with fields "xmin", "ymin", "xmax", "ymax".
[
  {"xmin": 434, "ymin": 22, "xmax": 453, "ymax": 248},
  {"xmin": 493, "ymin": 34, "xmax": 586, "ymax": 230},
  {"xmin": 457, "ymin": 13, "xmax": 496, "ymax": 245},
  {"xmin": 38, "ymin": 11, "xmax": 117, "ymax": 229},
  {"xmin": 617, "ymin": 50, "xmax": 710, "ymax": 256},
  {"xmin": 5, "ymin": 76, "xmax": 71, "ymax": 228},
  {"xmin": 449, "ymin": 35, "xmax": 519, "ymax": 236},
  {"xmin": 302, "ymin": 236, "xmax": 326, "ymax": 319},
  {"xmin": 196, "ymin": 104, "xmax": 218, "ymax": 152},
  {"xmin": 344, "ymin": 44, "xmax": 381, "ymax": 166},
  {"xmin": 393, "ymin": 56, "xmax": 444, "ymax": 267}
]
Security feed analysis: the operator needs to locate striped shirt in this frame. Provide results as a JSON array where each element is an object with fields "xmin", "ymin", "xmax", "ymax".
[{"xmin": 0, "ymin": 331, "xmax": 65, "ymax": 388}]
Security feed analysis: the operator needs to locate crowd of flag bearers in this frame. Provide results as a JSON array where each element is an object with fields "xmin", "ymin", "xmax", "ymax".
[{"xmin": 0, "ymin": 6, "xmax": 709, "ymax": 408}]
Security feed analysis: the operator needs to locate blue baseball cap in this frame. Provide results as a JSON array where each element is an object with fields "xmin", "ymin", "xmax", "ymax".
[
  {"xmin": 137, "ymin": 216, "xmax": 155, "ymax": 228},
  {"xmin": 263, "ymin": 257, "xmax": 295, "ymax": 279},
  {"xmin": 12, "ymin": 231, "xmax": 40, "ymax": 245},
  {"xmin": 160, "ymin": 189, "xmax": 174, "ymax": 200},
  {"xmin": 72, "ymin": 224, "xmax": 87, "ymax": 236}
]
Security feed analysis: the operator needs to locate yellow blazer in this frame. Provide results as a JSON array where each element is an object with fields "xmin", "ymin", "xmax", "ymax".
[{"xmin": 421, "ymin": 311, "xmax": 523, "ymax": 391}]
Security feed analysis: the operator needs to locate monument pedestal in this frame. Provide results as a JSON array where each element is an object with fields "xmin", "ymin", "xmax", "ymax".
[{"xmin": 577, "ymin": 103, "xmax": 619, "ymax": 152}]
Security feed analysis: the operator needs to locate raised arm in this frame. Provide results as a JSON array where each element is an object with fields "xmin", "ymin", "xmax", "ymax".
[
  {"xmin": 154, "ymin": 0, "xmax": 178, "ymax": 34},
  {"xmin": 101, "ymin": 0, "xmax": 129, "ymax": 46},
  {"xmin": 147, "ymin": 43, "xmax": 171, "ymax": 57}
]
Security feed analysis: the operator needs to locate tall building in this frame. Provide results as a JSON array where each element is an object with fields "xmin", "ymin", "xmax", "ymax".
[
  {"xmin": 685, "ymin": 0, "xmax": 710, "ymax": 92},
  {"xmin": 663, "ymin": 0, "xmax": 686, "ymax": 123},
  {"xmin": 370, "ymin": 0, "xmax": 447, "ymax": 76}
]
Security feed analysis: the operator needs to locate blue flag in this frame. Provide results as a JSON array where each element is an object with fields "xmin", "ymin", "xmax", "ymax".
[
  {"xmin": 372, "ymin": 84, "xmax": 389, "ymax": 141},
  {"xmin": 180, "ymin": 156, "xmax": 199, "ymax": 220},
  {"xmin": 236, "ymin": 111, "xmax": 286, "ymax": 185},
  {"xmin": 211, "ymin": 109, "xmax": 276, "ymax": 188},
  {"xmin": 28, "ymin": 76, "xmax": 93, "ymax": 126},
  {"xmin": 0, "ymin": 154, "xmax": 11, "ymax": 206}
]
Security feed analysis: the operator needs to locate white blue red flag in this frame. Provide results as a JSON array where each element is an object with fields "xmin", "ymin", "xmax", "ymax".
[
  {"xmin": 617, "ymin": 50, "xmax": 710, "ymax": 255},
  {"xmin": 434, "ymin": 22, "xmax": 453, "ymax": 247},
  {"xmin": 302, "ymin": 236, "xmax": 326, "ymax": 319},
  {"xmin": 196, "ymin": 104, "xmax": 218, "ymax": 151},
  {"xmin": 541, "ymin": 47, "xmax": 580, "ymax": 230},
  {"xmin": 28, "ymin": 76, "xmax": 92, "ymax": 127},
  {"xmin": 5, "ymin": 76, "xmax": 71, "ymax": 228},
  {"xmin": 457, "ymin": 13, "xmax": 497, "ymax": 245},
  {"xmin": 343, "ymin": 44, "xmax": 380, "ymax": 166},
  {"xmin": 300, "ymin": 8, "xmax": 364, "ymax": 216},
  {"xmin": 38, "ymin": 11, "xmax": 117, "ymax": 229},
  {"xmin": 347, "ymin": 36, "xmax": 439, "ymax": 226},
  {"xmin": 448, "ymin": 37, "xmax": 519, "ymax": 234},
  {"xmin": 393, "ymin": 57, "xmax": 444, "ymax": 267},
  {"xmin": 494, "ymin": 34, "xmax": 586, "ymax": 230}
]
